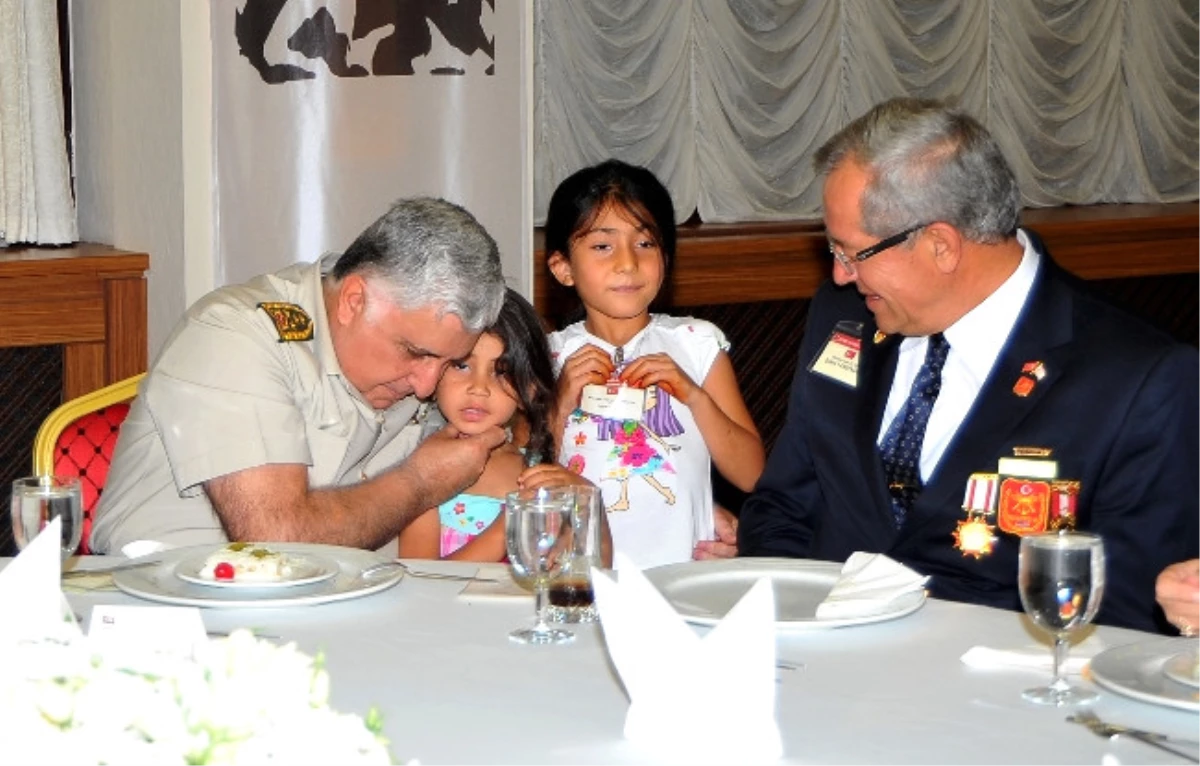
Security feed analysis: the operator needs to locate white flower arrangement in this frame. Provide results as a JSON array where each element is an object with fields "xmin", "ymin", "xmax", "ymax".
[{"xmin": 1, "ymin": 629, "xmax": 394, "ymax": 765}]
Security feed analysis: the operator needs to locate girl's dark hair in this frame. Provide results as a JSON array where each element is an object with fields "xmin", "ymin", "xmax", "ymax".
[
  {"xmin": 491, "ymin": 287, "xmax": 557, "ymax": 463},
  {"xmin": 544, "ymin": 159, "xmax": 676, "ymax": 273}
]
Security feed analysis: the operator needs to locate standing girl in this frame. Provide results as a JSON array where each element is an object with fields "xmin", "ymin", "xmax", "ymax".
[
  {"xmin": 546, "ymin": 159, "xmax": 765, "ymax": 569},
  {"xmin": 398, "ymin": 288, "xmax": 585, "ymax": 561}
]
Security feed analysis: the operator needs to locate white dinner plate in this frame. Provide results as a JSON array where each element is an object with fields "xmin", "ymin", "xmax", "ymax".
[
  {"xmin": 175, "ymin": 548, "xmax": 338, "ymax": 589},
  {"xmin": 1163, "ymin": 650, "xmax": 1200, "ymax": 689},
  {"xmin": 113, "ymin": 543, "xmax": 403, "ymax": 608},
  {"xmin": 643, "ymin": 557, "xmax": 926, "ymax": 629},
  {"xmin": 1090, "ymin": 639, "xmax": 1200, "ymax": 712}
]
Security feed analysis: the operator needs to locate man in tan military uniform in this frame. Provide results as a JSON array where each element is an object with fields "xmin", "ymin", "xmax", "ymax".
[{"xmin": 91, "ymin": 198, "xmax": 507, "ymax": 553}]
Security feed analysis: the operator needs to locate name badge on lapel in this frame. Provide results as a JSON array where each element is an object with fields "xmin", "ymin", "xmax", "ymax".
[{"xmin": 808, "ymin": 321, "xmax": 863, "ymax": 389}]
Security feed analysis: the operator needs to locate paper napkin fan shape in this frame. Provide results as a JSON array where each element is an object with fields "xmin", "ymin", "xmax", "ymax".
[
  {"xmin": 0, "ymin": 517, "xmax": 82, "ymax": 646},
  {"xmin": 815, "ymin": 551, "xmax": 929, "ymax": 620},
  {"xmin": 592, "ymin": 554, "xmax": 783, "ymax": 762}
]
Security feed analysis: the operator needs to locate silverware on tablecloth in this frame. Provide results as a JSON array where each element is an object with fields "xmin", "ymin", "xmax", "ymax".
[
  {"xmin": 358, "ymin": 560, "xmax": 501, "ymax": 583},
  {"xmin": 61, "ymin": 558, "xmax": 163, "ymax": 578},
  {"xmin": 1067, "ymin": 711, "xmax": 1200, "ymax": 762},
  {"xmin": 207, "ymin": 631, "xmax": 281, "ymax": 640}
]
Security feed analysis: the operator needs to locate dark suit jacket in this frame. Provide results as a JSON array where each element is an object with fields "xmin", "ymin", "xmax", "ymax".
[{"xmin": 739, "ymin": 236, "xmax": 1198, "ymax": 634}]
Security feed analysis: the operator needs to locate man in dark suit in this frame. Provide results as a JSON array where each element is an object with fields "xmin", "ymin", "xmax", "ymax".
[{"xmin": 738, "ymin": 98, "xmax": 1198, "ymax": 634}]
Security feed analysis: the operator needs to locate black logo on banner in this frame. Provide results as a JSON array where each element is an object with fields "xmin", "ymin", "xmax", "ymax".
[{"xmin": 235, "ymin": 0, "xmax": 495, "ymax": 83}]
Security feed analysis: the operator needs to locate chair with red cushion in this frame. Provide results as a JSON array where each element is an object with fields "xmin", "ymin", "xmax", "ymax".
[{"xmin": 32, "ymin": 374, "xmax": 145, "ymax": 554}]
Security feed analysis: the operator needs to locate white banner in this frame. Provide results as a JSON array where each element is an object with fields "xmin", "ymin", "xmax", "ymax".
[{"xmin": 210, "ymin": 0, "xmax": 529, "ymax": 290}]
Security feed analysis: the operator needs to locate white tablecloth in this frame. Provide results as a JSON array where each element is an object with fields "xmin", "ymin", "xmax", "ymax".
[{"xmin": 56, "ymin": 558, "xmax": 1200, "ymax": 764}]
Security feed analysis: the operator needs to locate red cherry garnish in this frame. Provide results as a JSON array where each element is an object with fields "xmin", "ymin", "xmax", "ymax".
[{"xmin": 214, "ymin": 562, "xmax": 235, "ymax": 581}]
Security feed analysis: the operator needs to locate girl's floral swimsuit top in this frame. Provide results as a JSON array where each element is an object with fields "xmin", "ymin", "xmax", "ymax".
[{"xmin": 438, "ymin": 494, "xmax": 505, "ymax": 557}]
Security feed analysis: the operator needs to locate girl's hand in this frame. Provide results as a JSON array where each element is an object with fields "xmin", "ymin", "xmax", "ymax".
[
  {"xmin": 693, "ymin": 504, "xmax": 739, "ymax": 560},
  {"xmin": 619, "ymin": 353, "xmax": 702, "ymax": 406},
  {"xmin": 518, "ymin": 463, "xmax": 595, "ymax": 492},
  {"xmin": 556, "ymin": 344, "xmax": 615, "ymax": 418}
]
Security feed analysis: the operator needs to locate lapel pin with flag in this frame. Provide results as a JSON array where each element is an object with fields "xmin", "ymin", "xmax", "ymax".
[{"xmin": 1012, "ymin": 360, "xmax": 1046, "ymax": 398}]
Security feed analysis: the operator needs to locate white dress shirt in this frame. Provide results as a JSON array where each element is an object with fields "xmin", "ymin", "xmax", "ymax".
[{"xmin": 877, "ymin": 230, "xmax": 1040, "ymax": 482}]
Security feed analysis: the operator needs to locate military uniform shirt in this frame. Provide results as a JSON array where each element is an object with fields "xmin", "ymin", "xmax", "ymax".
[{"xmin": 90, "ymin": 254, "xmax": 426, "ymax": 553}]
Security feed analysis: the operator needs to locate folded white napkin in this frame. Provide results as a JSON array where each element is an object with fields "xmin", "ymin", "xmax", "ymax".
[
  {"xmin": 0, "ymin": 517, "xmax": 82, "ymax": 646},
  {"xmin": 592, "ymin": 553, "xmax": 782, "ymax": 763},
  {"xmin": 960, "ymin": 637, "xmax": 1106, "ymax": 675},
  {"xmin": 815, "ymin": 551, "xmax": 930, "ymax": 620}
]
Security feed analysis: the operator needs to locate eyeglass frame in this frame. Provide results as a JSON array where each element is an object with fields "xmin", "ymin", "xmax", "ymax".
[{"xmin": 828, "ymin": 222, "xmax": 931, "ymax": 274}]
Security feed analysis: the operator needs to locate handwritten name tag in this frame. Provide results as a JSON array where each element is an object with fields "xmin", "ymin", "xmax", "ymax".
[{"xmin": 580, "ymin": 382, "xmax": 646, "ymax": 422}]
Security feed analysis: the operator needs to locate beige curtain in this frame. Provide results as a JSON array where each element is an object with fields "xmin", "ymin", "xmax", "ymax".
[
  {"xmin": 0, "ymin": 0, "xmax": 77, "ymax": 245},
  {"xmin": 534, "ymin": 0, "xmax": 1199, "ymax": 224}
]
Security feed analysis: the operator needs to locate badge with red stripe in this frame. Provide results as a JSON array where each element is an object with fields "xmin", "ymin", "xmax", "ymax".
[{"xmin": 1048, "ymin": 480, "xmax": 1080, "ymax": 530}]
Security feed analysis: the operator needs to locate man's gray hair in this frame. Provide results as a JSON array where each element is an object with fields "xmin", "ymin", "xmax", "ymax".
[
  {"xmin": 814, "ymin": 98, "xmax": 1021, "ymax": 244},
  {"xmin": 332, "ymin": 197, "xmax": 505, "ymax": 332}
]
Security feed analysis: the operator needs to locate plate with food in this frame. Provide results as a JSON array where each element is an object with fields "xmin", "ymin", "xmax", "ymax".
[
  {"xmin": 112, "ymin": 542, "xmax": 404, "ymax": 608},
  {"xmin": 174, "ymin": 543, "xmax": 338, "ymax": 589}
]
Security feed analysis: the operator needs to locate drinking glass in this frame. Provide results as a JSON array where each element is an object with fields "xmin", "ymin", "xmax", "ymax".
[
  {"xmin": 506, "ymin": 487, "xmax": 574, "ymax": 644},
  {"xmin": 11, "ymin": 475, "xmax": 83, "ymax": 561},
  {"xmin": 1017, "ymin": 531, "xmax": 1106, "ymax": 705},
  {"xmin": 547, "ymin": 486, "xmax": 604, "ymax": 624}
]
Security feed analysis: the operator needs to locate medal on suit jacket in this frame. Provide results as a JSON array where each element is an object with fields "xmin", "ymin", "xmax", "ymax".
[
  {"xmin": 954, "ymin": 473, "xmax": 998, "ymax": 558},
  {"xmin": 994, "ymin": 451, "xmax": 1068, "ymax": 536},
  {"xmin": 1048, "ymin": 480, "xmax": 1080, "ymax": 530}
]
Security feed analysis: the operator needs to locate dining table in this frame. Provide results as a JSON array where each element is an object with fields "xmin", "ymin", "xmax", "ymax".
[{"xmin": 43, "ymin": 554, "xmax": 1200, "ymax": 765}]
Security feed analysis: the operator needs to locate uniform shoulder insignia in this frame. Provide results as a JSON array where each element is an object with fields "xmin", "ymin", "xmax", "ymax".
[{"xmin": 257, "ymin": 302, "xmax": 314, "ymax": 342}]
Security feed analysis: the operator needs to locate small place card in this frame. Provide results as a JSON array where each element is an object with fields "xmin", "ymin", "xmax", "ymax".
[
  {"xmin": 88, "ymin": 605, "xmax": 208, "ymax": 660},
  {"xmin": 580, "ymin": 382, "xmax": 645, "ymax": 422}
]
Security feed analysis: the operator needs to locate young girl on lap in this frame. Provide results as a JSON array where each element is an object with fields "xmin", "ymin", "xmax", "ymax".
[
  {"xmin": 546, "ymin": 159, "xmax": 765, "ymax": 569},
  {"xmin": 398, "ymin": 289, "xmax": 584, "ymax": 561}
]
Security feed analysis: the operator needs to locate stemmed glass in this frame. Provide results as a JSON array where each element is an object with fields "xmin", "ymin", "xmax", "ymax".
[
  {"xmin": 1018, "ymin": 530, "xmax": 1106, "ymax": 705},
  {"xmin": 10, "ymin": 475, "xmax": 83, "ymax": 561},
  {"xmin": 506, "ymin": 487, "xmax": 574, "ymax": 645}
]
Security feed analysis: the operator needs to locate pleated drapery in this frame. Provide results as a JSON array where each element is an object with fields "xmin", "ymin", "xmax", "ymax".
[
  {"xmin": 0, "ymin": 0, "xmax": 77, "ymax": 245},
  {"xmin": 533, "ymin": 0, "xmax": 1199, "ymax": 224}
]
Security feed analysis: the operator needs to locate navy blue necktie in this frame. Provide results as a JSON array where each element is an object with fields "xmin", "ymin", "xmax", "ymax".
[{"xmin": 879, "ymin": 333, "xmax": 950, "ymax": 528}]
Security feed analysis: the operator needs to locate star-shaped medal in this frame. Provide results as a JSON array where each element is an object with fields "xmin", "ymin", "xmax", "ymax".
[{"xmin": 953, "ymin": 517, "xmax": 997, "ymax": 559}]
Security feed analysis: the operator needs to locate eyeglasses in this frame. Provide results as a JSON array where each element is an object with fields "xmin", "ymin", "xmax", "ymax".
[{"xmin": 828, "ymin": 223, "xmax": 930, "ymax": 275}]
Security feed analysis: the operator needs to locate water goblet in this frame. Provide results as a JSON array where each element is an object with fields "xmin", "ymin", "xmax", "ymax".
[
  {"xmin": 506, "ymin": 487, "xmax": 574, "ymax": 644},
  {"xmin": 1018, "ymin": 530, "xmax": 1106, "ymax": 705},
  {"xmin": 10, "ymin": 475, "xmax": 83, "ymax": 561}
]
